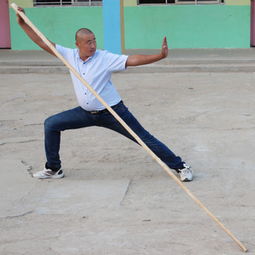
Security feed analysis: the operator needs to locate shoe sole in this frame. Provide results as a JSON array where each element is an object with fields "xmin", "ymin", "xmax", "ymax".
[
  {"xmin": 181, "ymin": 178, "xmax": 192, "ymax": 182},
  {"xmin": 33, "ymin": 174, "xmax": 64, "ymax": 179}
]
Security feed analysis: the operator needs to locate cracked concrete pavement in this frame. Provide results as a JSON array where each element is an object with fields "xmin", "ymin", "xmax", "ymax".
[{"xmin": 0, "ymin": 49, "xmax": 255, "ymax": 254}]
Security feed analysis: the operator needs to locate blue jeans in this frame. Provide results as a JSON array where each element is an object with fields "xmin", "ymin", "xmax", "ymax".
[{"xmin": 44, "ymin": 101, "xmax": 184, "ymax": 171}]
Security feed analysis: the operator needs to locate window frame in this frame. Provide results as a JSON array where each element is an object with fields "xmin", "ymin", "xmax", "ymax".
[
  {"xmin": 33, "ymin": 0, "xmax": 102, "ymax": 7},
  {"xmin": 176, "ymin": 0, "xmax": 223, "ymax": 4},
  {"xmin": 137, "ymin": 0, "xmax": 224, "ymax": 5}
]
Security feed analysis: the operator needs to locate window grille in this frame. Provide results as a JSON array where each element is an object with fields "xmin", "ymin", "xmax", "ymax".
[
  {"xmin": 138, "ymin": 0, "xmax": 224, "ymax": 4},
  {"xmin": 34, "ymin": 0, "xmax": 223, "ymax": 7},
  {"xmin": 33, "ymin": 0, "xmax": 102, "ymax": 7}
]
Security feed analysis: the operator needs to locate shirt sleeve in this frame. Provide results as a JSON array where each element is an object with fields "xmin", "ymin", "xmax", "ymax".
[
  {"xmin": 104, "ymin": 51, "xmax": 128, "ymax": 72},
  {"xmin": 55, "ymin": 44, "xmax": 74, "ymax": 60}
]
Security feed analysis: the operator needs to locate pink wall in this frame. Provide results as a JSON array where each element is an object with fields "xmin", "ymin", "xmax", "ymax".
[{"xmin": 0, "ymin": 0, "xmax": 11, "ymax": 48}]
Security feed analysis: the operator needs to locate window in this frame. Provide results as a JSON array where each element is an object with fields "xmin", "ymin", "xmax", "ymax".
[
  {"xmin": 176, "ymin": 0, "xmax": 223, "ymax": 3},
  {"xmin": 138, "ymin": 0, "xmax": 224, "ymax": 4},
  {"xmin": 139, "ymin": 0, "xmax": 175, "ymax": 3},
  {"xmin": 33, "ymin": 0, "xmax": 102, "ymax": 7}
]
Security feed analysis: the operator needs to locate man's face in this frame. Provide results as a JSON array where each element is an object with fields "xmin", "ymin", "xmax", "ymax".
[{"xmin": 76, "ymin": 33, "xmax": 97, "ymax": 58}]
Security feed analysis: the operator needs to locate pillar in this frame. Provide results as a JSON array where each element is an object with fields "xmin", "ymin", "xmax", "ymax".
[
  {"xmin": 103, "ymin": 0, "xmax": 125, "ymax": 54},
  {"xmin": 251, "ymin": 0, "xmax": 255, "ymax": 46},
  {"xmin": 0, "ymin": 0, "xmax": 11, "ymax": 48}
]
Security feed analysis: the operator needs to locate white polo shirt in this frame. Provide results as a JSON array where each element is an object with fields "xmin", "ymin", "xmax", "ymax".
[{"xmin": 56, "ymin": 44, "xmax": 128, "ymax": 111}]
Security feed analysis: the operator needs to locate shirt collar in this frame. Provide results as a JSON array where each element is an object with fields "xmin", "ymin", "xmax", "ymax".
[{"xmin": 76, "ymin": 49, "xmax": 97, "ymax": 63}]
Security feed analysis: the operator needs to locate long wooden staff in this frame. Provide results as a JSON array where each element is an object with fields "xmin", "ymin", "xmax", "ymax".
[{"xmin": 11, "ymin": 3, "xmax": 248, "ymax": 252}]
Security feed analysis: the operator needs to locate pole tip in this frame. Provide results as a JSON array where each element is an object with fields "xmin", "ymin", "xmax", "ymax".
[
  {"xmin": 241, "ymin": 246, "xmax": 248, "ymax": 253},
  {"xmin": 10, "ymin": 3, "xmax": 18, "ymax": 9}
]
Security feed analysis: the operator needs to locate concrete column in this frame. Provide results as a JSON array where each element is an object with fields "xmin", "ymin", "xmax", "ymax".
[
  {"xmin": 251, "ymin": 0, "xmax": 255, "ymax": 46},
  {"xmin": 103, "ymin": 0, "xmax": 125, "ymax": 54},
  {"xmin": 0, "ymin": 0, "xmax": 11, "ymax": 48}
]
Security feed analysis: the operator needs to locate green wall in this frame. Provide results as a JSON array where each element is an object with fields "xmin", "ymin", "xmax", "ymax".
[
  {"xmin": 125, "ymin": 6, "xmax": 250, "ymax": 48},
  {"xmin": 10, "ymin": 7, "xmax": 103, "ymax": 50},
  {"xmin": 10, "ymin": 5, "xmax": 250, "ymax": 49}
]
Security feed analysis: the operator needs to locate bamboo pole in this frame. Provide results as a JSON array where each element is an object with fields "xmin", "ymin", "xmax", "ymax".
[{"xmin": 11, "ymin": 3, "xmax": 248, "ymax": 252}]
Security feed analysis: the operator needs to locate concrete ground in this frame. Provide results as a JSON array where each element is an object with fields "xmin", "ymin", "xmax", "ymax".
[{"xmin": 0, "ymin": 49, "xmax": 255, "ymax": 254}]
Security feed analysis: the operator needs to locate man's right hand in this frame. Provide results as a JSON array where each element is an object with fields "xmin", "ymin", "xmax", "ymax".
[
  {"xmin": 15, "ymin": 6, "xmax": 56, "ymax": 57},
  {"xmin": 16, "ymin": 7, "xmax": 25, "ymax": 25}
]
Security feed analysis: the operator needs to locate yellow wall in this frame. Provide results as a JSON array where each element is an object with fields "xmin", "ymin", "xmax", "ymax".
[
  {"xmin": 9, "ymin": 0, "xmax": 33, "ymax": 8},
  {"xmin": 225, "ymin": 0, "xmax": 250, "ymax": 5},
  {"xmin": 10, "ymin": 0, "xmax": 249, "ymax": 8},
  {"xmin": 124, "ymin": 0, "xmax": 137, "ymax": 6},
  {"xmin": 9, "ymin": 0, "xmax": 137, "ymax": 8},
  {"xmin": 123, "ymin": 0, "xmax": 251, "ymax": 6}
]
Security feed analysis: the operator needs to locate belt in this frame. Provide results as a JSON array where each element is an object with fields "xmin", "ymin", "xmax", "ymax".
[{"xmin": 89, "ymin": 101, "xmax": 123, "ymax": 115}]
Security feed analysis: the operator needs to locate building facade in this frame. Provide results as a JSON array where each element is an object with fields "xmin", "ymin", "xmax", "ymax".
[{"xmin": 1, "ymin": 0, "xmax": 251, "ymax": 50}]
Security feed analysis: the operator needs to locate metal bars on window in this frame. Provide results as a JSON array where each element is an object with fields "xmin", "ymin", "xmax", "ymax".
[
  {"xmin": 34, "ymin": 0, "xmax": 223, "ymax": 6},
  {"xmin": 138, "ymin": 0, "xmax": 224, "ymax": 4},
  {"xmin": 34, "ymin": 0, "xmax": 102, "ymax": 7},
  {"xmin": 176, "ymin": 0, "xmax": 223, "ymax": 4}
]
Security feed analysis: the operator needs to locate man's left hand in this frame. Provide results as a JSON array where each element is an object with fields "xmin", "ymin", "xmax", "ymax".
[{"xmin": 161, "ymin": 37, "xmax": 168, "ymax": 58}]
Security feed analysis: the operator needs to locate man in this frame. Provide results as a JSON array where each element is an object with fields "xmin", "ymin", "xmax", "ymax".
[{"xmin": 16, "ymin": 7, "xmax": 193, "ymax": 182}]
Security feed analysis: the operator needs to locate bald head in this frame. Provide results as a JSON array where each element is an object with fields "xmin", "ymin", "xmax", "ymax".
[
  {"xmin": 75, "ymin": 28, "xmax": 97, "ymax": 61},
  {"xmin": 75, "ymin": 28, "xmax": 94, "ymax": 42}
]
